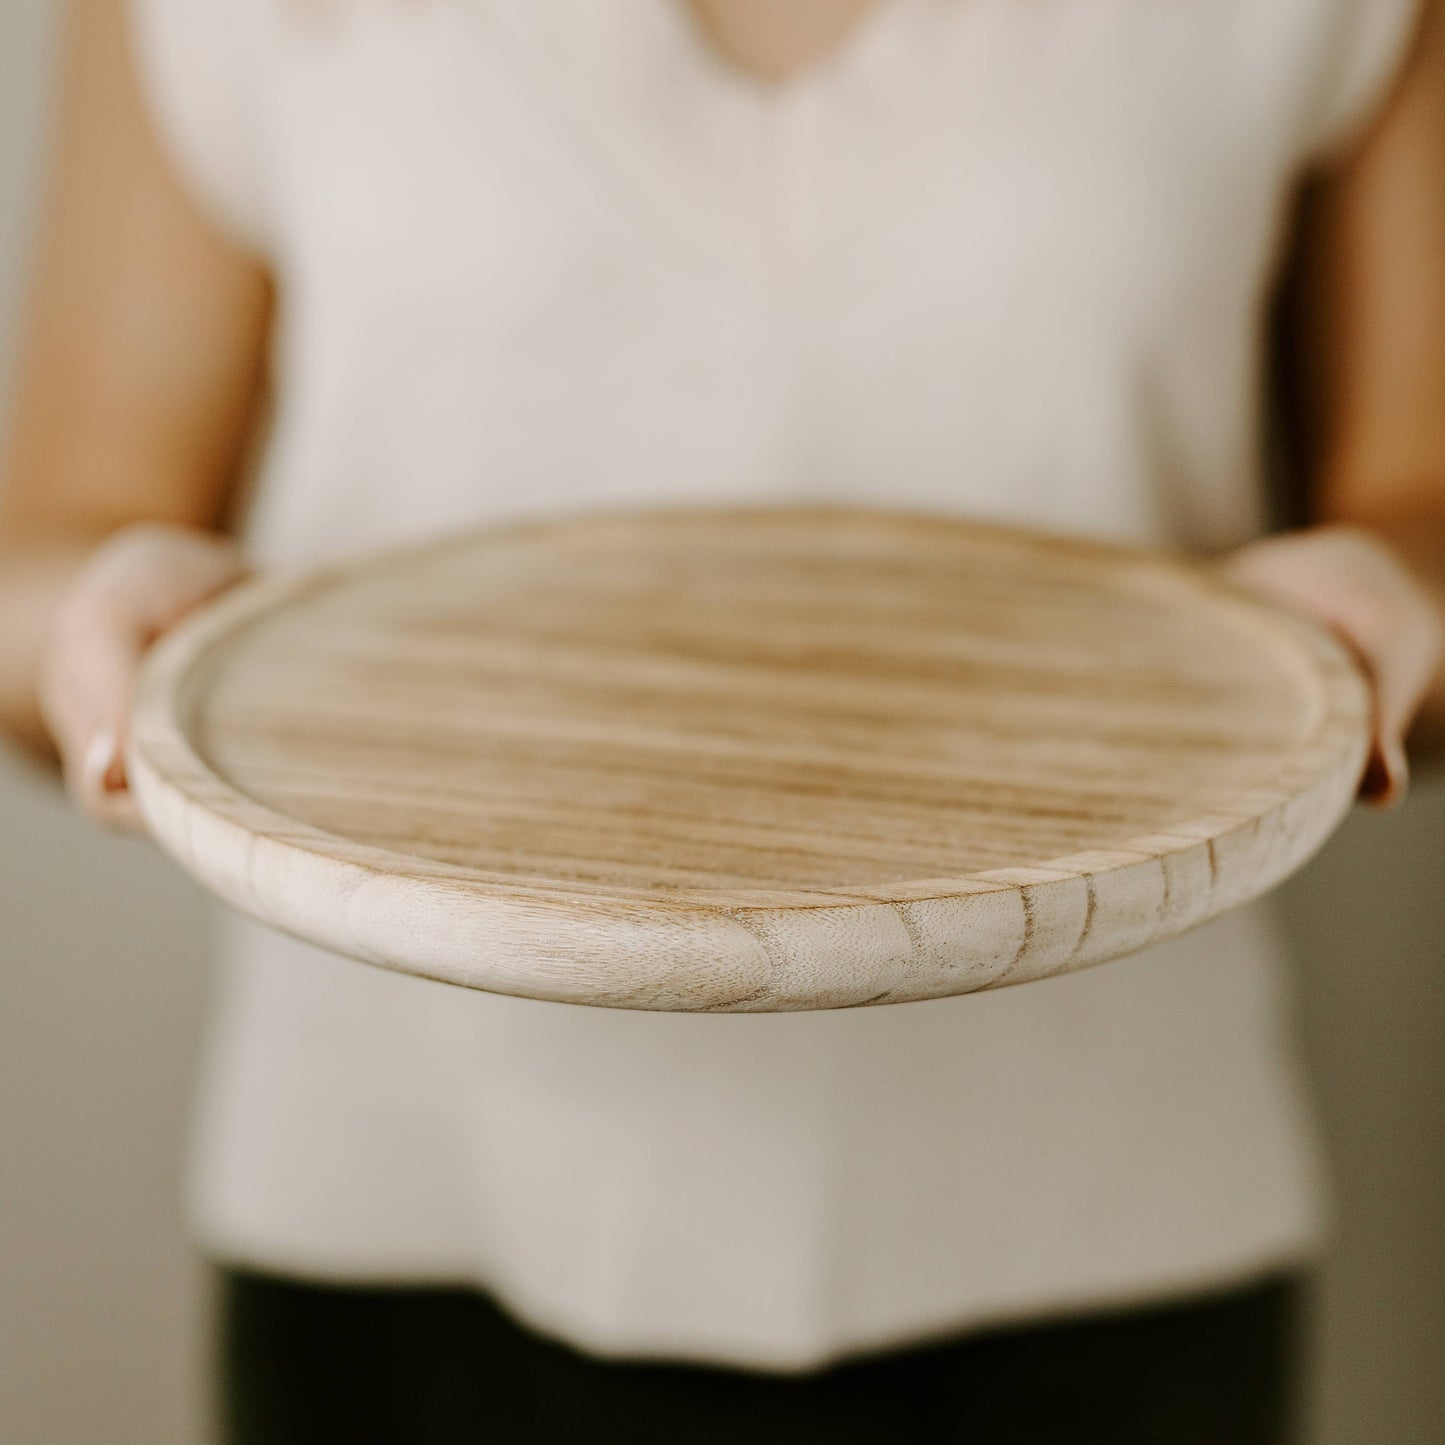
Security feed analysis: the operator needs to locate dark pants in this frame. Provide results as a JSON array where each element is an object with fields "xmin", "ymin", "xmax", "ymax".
[{"xmin": 219, "ymin": 1268, "xmax": 1302, "ymax": 1445}]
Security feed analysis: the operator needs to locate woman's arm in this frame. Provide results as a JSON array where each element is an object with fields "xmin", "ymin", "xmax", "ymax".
[
  {"xmin": 0, "ymin": 0, "xmax": 270, "ymax": 818},
  {"xmin": 1227, "ymin": 0, "xmax": 1445, "ymax": 803}
]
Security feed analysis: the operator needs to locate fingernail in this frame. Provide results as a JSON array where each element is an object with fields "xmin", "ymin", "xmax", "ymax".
[
  {"xmin": 1383, "ymin": 737, "xmax": 1409, "ymax": 801},
  {"xmin": 1363, "ymin": 738, "xmax": 1409, "ymax": 808},
  {"xmin": 82, "ymin": 729, "xmax": 127, "ymax": 795}
]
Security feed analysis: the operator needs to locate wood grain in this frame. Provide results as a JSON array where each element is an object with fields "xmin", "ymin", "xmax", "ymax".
[{"xmin": 127, "ymin": 508, "xmax": 1370, "ymax": 1011}]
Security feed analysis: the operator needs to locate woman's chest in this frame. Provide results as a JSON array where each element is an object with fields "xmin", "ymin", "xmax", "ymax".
[
  {"xmin": 253, "ymin": 0, "xmax": 1304, "ymax": 553},
  {"xmin": 274, "ymin": 1, "xmax": 1290, "ymax": 339}
]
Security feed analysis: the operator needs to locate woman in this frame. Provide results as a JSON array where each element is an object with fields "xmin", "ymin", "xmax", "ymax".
[{"xmin": 2, "ymin": 1, "xmax": 1443, "ymax": 1440}]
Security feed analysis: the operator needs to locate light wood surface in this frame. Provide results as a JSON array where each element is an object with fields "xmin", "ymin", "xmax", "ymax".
[{"xmin": 127, "ymin": 508, "xmax": 1370, "ymax": 1011}]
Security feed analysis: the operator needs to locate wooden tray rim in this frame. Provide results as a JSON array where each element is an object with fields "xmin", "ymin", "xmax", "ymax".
[{"xmin": 127, "ymin": 508, "xmax": 1371, "ymax": 1011}]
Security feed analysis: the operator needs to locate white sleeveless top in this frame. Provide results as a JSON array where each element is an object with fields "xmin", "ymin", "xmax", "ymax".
[{"xmin": 129, "ymin": 0, "xmax": 1417, "ymax": 1368}]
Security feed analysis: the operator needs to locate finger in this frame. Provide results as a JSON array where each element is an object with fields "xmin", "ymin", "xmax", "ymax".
[
  {"xmin": 1221, "ymin": 533, "xmax": 1442, "ymax": 808},
  {"xmin": 91, "ymin": 525, "xmax": 249, "ymax": 632},
  {"xmin": 1353, "ymin": 619, "xmax": 1439, "ymax": 808},
  {"xmin": 76, "ymin": 727, "xmax": 146, "ymax": 833},
  {"xmin": 42, "ymin": 590, "xmax": 152, "ymax": 823},
  {"xmin": 80, "ymin": 727, "xmax": 127, "ymax": 794},
  {"xmin": 41, "ymin": 529, "xmax": 248, "ymax": 828},
  {"xmin": 1323, "ymin": 596, "xmax": 1439, "ymax": 807}
]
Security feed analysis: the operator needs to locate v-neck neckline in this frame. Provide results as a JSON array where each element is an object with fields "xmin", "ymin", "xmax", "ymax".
[
  {"xmin": 471, "ymin": 0, "xmax": 931, "ymax": 285},
  {"xmin": 651, "ymin": 0, "xmax": 914, "ymax": 109}
]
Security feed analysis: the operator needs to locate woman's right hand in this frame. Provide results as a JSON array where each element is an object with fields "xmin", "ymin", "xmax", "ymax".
[{"xmin": 38, "ymin": 523, "xmax": 250, "ymax": 831}]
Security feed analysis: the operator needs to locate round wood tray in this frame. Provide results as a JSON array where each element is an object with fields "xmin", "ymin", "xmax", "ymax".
[{"xmin": 128, "ymin": 508, "xmax": 1369, "ymax": 1011}]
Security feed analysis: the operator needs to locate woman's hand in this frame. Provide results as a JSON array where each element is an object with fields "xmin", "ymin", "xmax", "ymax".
[
  {"xmin": 38, "ymin": 523, "xmax": 249, "ymax": 831},
  {"xmin": 1222, "ymin": 524, "xmax": 1443, "ymax": 807}
]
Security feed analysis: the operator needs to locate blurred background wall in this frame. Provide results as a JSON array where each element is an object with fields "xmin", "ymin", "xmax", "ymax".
[{"xmin": 0, "ymin": 6, "xmax": 1440, "ymax": 1443}]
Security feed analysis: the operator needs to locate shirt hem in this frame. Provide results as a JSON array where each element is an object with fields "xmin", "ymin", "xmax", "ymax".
[{"xmin": 194, "ymin": 1226, "xmax": 1326, "ymax": 1374}]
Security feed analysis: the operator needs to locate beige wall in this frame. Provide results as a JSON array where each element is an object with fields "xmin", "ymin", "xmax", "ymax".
[
  {"xmin": 0, "ymin": 7, "xmax": 1441, "ymax": 1443},
  {"xmin": 1279, "ymin": 798, "xmax": 1445, "ymax": 1444}
]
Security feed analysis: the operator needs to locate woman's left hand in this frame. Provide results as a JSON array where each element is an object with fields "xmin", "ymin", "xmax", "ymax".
[{"xmin": 1221, "ymin": 524, "xmax": 1443, "ymax": 807}]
